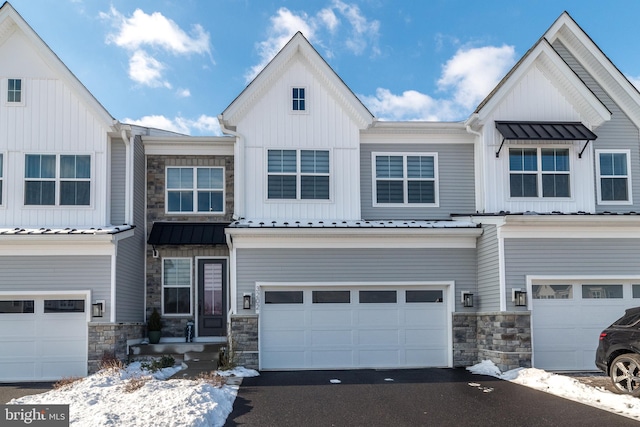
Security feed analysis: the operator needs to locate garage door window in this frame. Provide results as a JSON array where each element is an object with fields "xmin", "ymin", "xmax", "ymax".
[
  {"xmin": 406, "ymin": 290, "xmax": 443, "ymax": 303},
  {"xmin": 581, "ymin": 284, "xmax": 623, "ymax": 299},
  {"xmin": 532, "ymin": 284, "xmax": 573, "ymax": 299},
  {"xmin": 632, "ymin": 285, "xmax": 640, "ymax": 298},
  {"xmin": 359, "ymin": 290, "xmax": 396, "ymax": 303},
  {"xmin": 265, "ymin": 291, "xmax": 303, "ymax": 304},
  {"xmin": 312, "ymin": 291, "xmax": 350, "ymax": 303},
  {"xmin": 0, "ymin": 300, "xmax": 34, "ymax": 313},
  {"xmin": 44, "ymin": 300, "xmax": 85, "ymax": 313}
]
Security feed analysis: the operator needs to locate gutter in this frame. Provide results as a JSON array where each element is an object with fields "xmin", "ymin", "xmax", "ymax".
[{"xmin": 218, "ymin": 115, "xmax": 244, "ymax": 220}]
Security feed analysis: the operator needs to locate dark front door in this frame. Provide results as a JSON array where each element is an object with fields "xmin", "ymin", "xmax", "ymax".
[{"xmin": 197, "ymin": 259, "xmax": 226, "ymax": 336}]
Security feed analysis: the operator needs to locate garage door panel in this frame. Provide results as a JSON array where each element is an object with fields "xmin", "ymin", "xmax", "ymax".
[
  {"xmin": 2, "ymin": 339, "xmax": 36, "ymax": 356},
  {"xmin": 261, "ymin": 286, "xmax": 450, "ymax": 370}
]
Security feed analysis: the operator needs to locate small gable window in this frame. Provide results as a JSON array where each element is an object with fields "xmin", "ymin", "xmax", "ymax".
[
  {"xmin": 7, "ymin": 78, "xmax": 22, "ymax": 104},
  {"xmin": 292, "ymin": 87, "xmax": 306, "ymax": 111}
]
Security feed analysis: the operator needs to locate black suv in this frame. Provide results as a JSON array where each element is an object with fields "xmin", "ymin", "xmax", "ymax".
[{"xmin": 596, "ymin": 307, "xmax": 640, "ymax": 396}]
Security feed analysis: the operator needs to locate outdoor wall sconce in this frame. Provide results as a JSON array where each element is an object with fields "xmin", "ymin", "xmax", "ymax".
[
  {"xmin": 92, "ymin": 300, "xmax": 104, "ymax": 317},
  {"xmin": 243, "ymin": 293, "xmax": 252, "ymax": 310},
  {"xmin": 513, "ymin": 289, "xmax": 527, "ymax": 307},
  {"xmin": 461, "ymin": 291, "xmax": 474, "ymax": 308}
]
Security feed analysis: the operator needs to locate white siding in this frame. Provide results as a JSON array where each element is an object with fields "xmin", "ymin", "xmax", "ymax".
[
  {"xmin": 481, "ymin": 66, "xmax": 596, "ymax": 214},
  {"xmin": 0, "ymin": 30, "xmax": 110, "ymax": 228},
  {"xmin": 239, "ymin": 57, "xmax": 362, "ymax": 220}
]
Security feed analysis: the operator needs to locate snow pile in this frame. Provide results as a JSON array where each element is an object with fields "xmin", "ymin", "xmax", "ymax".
[
  {"xmin": 468, "ymin": 360, "xmax": 640, "ymax": 421},
  {"xmin": 8, "ymin": 363, "xmax": 259, "ymax": 427}
]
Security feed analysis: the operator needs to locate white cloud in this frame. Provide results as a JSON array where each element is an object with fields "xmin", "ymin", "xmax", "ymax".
[
  {"xmin": 361, "ymin": 44, "xmax": 516, "ymax": 121},
  {"xmin": 122, "ymin": 114, "xmax": 222, "ymax": 136},
  {"xmin": 128, "ymin": 50, "xmax": 171, "ymax": 88},
  {"xmin": 101, "ymin": 6, "xmax": 211, "ymax": 89},
  {"xmin": 438, "ymin": 44, "xmax": 515, "ymax": 109},
  {"xmin": 245, "ymin": 1, "xmax": 380, "ymax": 82},
  {"xmin": 176, "ymin": 88, "xmax": 191, "ymax": 98}
]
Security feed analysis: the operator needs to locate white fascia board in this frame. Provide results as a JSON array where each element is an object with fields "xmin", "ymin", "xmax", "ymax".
[
  {"xmin": 227, "ymin": 228, "xmax": 481, "ymax": 249},
  {"xmin": 0, "ymin": 236, "xmax": 120, "ymax": 256},
  {"xmin": 362, "ymin": 121, "xmax": 469, "ymax": 136},
  {"xmin": 500, "ymin": 216, "xmax": 640, "ymax": 238},
  {"xmin": 143, "ymin": 136, "xmax": 235, "ymax": 156}
]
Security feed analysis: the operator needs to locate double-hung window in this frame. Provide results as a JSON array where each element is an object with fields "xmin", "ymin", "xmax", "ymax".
[
  {"xmin": 166, "ymin": 167, "xmax": 224, "ymax": 213},
  {"xmin": 25, "ymin": 154, "xmax": 91, "ymax": 206},
  {"xmin": 162, "ymin": 258, "xmax": 192, "ymax": 315},
  {"xmin": 7, "ymin": 78, "xmax": 22, "ymax": 103},
  {"xmin": 373, "ymin": 153, "xmax": 438, "ymax": 205},
  {"xmin": 267, "ymin": 149, "xmax": 329, "ymax": 200},
  {"xmin": 509, "ymin": 147, "xmax": 570, "ymax": 198},
  {"xmin": 597, "ymin": 150, "xmax": 631, "ymax": 204}
]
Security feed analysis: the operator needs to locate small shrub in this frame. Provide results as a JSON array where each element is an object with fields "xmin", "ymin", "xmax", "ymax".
[
  {"xmin": 217, "ymin": 339, "xmax": 238, "ymax": 371},
  {"xmin": 140, "ymin": 355, "xmax": 175, "ymax": 372},
  {"xmin": 53, "ymin": 377, "xmax": 83, "ymax": 390},
  {"xmin": 123, "ymin": 375, "xmax": 148, "ymax": 393},
  {"xmin": 196, "ymin": 371, "xmax": 227, "ymax": 388},
  {"xmin": 100, "ymin": 351, "xmax": 125, "ymax": 371}
]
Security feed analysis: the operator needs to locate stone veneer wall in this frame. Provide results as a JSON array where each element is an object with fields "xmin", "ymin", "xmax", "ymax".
[
  {"xmin": 230, "ymin": 315, "xmax": 258, "ymax": 369},
  {"xmin": 476, "ymin": 312, "xmax": 531, "ymax": 372},
  {"xmin": 452, "ymin": 313, "xmax": 478, "ymax": 367},
  {"xmin": 88, "ymin": 323, "xmax": 146, "ymax": 374}
]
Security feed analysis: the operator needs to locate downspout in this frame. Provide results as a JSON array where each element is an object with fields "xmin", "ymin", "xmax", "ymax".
[
  {"xmin": 465, "ymin": 120, "xmax": 484, "ymax": 214},
  {"xmin": 218, "ymin": 115, "xmax": 244, "ymax": 220},
  {"xmin": 225, "ymin": 233, "xmax": 236, "ymax": 321},
  {"xmin": 120, "ymin": 128, "xmax": 133, "ymax": 225}
]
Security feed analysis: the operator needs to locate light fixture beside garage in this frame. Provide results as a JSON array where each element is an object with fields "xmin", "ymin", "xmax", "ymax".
[
  {"xmin": 92, "ymin": 300, "xmax": 105, "ymax": 318},
  {"xmin": 461, "ymin": 291, "xmax": 474, "ymax": 307},
  {"xmin": 512, "ymin": 289, "xmax": 527, "ymax": 307},
  {"xmin": 243, "ymin": 293, "xmax": 252, "ymax": 310}
]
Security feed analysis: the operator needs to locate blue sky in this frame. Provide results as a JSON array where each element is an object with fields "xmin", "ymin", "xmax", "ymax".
[{"xmin": 8, "ymin": 0, "xmax": 640, "ymax": 135}]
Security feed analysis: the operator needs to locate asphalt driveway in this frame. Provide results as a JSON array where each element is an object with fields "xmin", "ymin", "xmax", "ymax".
[{"xmin": 225, "ymin": 368, "xmax": 638, "ymax": 427}]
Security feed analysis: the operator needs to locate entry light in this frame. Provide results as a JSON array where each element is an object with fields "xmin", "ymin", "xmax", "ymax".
[
  {"xmin": 513, "ymin": 289, "xmax": 527, "ymax": 307},
  {"xmin": 243, "ymin": 293, "xmax": 252, "ymax": 310},
  {"xmin": 92, "ymin": 301, "xmax": 104, "ymax": 317},
  {"xmin": 461, "ymin": 291, "xmax": 474, "ymax": 308}
]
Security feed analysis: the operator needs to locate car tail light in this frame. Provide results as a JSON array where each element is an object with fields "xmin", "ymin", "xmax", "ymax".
[{"xmin": 599, "ymin": 332, "xmax": 607, "ymax": 341}]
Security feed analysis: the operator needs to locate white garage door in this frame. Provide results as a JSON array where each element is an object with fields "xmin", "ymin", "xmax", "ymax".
[
  {"xmin": 532, "ymin": 283, "xmax": 637, "ymax": 371},
  {"xmin": 0, "ymin": 296, "xmax": 88, "ymax": 381},
  {"xmin": 260, "ymin": 286, "xmax": 450, "ymax": 370}
]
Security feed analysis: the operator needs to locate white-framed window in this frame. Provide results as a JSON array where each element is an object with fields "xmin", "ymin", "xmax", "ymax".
[
  {"xmin": 291, "ymin": 87, "xmax": 306, "ymax": 112},
  {"xmin": 372, "ymin": 152, "xmax": 438, "ymax": 206},
  {"xmin": 0, "ymin": 153, "xmax": 4, "ymax": 206},
  {"xmin": 162, "ymin": 258, "xmax": 192, "ymax": 315},
  {"xmin": 596, "ymin": 149, "xmax": 632, "ymax": 204},
  {"xmin": 7, "ymin": 78, "xmax": 23, "ymax": 104},
  {"xmin": 267, "ymin": 149, "xmax": 330, "ymax": 200},
  {"xmin": 509, "ymin": 147, "xmax": 570, "ymax": 198},
  {"xmin": 166, "ymin": 167, "xmax": 225, "ymax": 213},
  {"xmin": 24, "ymin": 154, "xmax": 91, "ymax": 206}
]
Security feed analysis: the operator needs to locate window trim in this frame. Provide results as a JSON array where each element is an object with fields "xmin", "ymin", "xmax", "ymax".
[
  {"xmin": 165, "ymin": 166, "xmax": 226, "ymax": 214},
  {"xmin": 0, "ymin": 152, "xmax": 4, "ymax": 207},
  {"xmin": 265, "ymin": 148, "xmax": 331, "ymax": 202},
  {"xmin": 161, "ymin": 257, "xmax": 193, "ymax": 317},
  {"xmin": 290, "ymin": 86, "xmax": 308, "ymax": 114},
  {"xmin": 507, "ymin": 146, "xmax": 573, "ymax": 200},
  {"xmin": 6, "ymin": 78, "xmax": 24, "ymax": 106},
  {"xmin": 371, "ymin": 151, "xmax": 439, "ymax": 207},
  {"xmin": 23, "ymin": 153, "xmax": 93, "ymax": 207},
  {"xmin": 596, "ymin": 149, "xmax": 633, "ymax": 205}
]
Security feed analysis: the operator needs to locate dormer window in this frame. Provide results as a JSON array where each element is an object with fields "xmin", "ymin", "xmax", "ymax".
[
  {"xmin": 7, "ymin": 78, "xmax": 22, "ymax": 104},
  {"xmin": 292, "ymin": 87, "xmax": 306, "ymax": 111},
  {"xmin": 509, "ymin": 147, "xmax": 570, "ymax": 198}
]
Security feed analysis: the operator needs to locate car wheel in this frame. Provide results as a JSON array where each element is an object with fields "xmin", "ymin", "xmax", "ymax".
[{"xmin": 610, "ymin": 354, "xmax": 640, "ymax": 396}]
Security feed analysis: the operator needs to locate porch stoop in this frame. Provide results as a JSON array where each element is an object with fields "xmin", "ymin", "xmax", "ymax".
[{"xmin": 129, "ymin": 343, "xmax": 225, "ymax": 378}]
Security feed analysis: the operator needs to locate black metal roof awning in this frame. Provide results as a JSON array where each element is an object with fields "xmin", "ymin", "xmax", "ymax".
[
  {"xmin": 495, "ymin": 121, "xmax": 597, "ymax": 158},
  {"xmin": 147, "ymin": 222, "xmax": 229, "ymax": 246}
]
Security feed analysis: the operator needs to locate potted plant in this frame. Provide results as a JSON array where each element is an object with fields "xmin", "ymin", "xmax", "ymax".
[{"xmin": 147, "ymin": 308, "xmax": 162, "ymax": 344}]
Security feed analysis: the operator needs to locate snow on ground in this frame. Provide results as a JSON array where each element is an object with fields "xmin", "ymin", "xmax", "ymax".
[
  {"xmin": 468, "ymin": 360, "xmax": 640, "ymax": 421},
  {"xmin": 8, "ymin": 362, "xmax": 259, "ymax": 427}
]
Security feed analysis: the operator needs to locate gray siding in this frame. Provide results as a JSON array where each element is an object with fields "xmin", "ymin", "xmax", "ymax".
[
  {"xmin": 110, "ymin": 139, "xmax": 126, "ymax": 225},
  {"xmin": 477, "ymin": 224, "xmax": 500, "ymax": 311},
  {"xmin": 504, "ymin": 238, "xmax": 640, "ymax": 308},
  {"xmin": 553, "ymin": 40, "xmax": 640, "ymax": 212},
  {"xmin": 360, "ymin": 143, "xmax": 476, "ymax": 220},
  {"xmin": 237, "ymin": 248, "xmax": 476, "ymax": 312},
  {"xmin": 0, "ymin": 255, "xmax": 111, "ymax": 315},
  {"xmin": 115, "ymin": 136, "xmax": 146, "ymax": 322}
]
